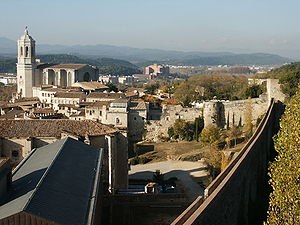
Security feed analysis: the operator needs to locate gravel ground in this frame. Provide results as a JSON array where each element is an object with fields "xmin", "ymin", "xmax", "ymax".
[{"xmin": 129, "ymin": 160, "xmax": 209, "ymax": 199}]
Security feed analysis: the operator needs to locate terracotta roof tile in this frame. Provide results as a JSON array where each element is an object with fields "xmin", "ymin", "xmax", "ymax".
[
  {"xmin": 54, "ymin": 92, "xmax": 86, "ymax": 99},
  {"xmin": 73, "ymin": 82, "xmax": 108, "ymax": 90},
  {"xmin": 87, "ymin": 92, "xmax": 125, "ymax": 99},
  {"xmin": 0, "ymin": 119, "xmax": 118, "ymax": 138},
  {"xmin": 130, "ymin": 101, "xmax": 147, "ymax": 110},
  {"xmin": 46, "ymin": 64, "xmax": 87, "ymax": 70}
]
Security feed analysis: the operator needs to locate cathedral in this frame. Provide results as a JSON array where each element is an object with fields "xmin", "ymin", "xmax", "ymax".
[{"xmin": 17, "ymin": 28, "xmax": 99, "ymax": 97}]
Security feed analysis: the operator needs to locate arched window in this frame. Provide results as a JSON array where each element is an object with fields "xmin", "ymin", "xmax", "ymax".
[
  {"xmin": 25, "ymin": 46, "xmax": 29, "ymax": 57},
  {"xmin": 20, "ymin": 47, "xmax": 23, "ymax": 56},
  {"xmin": 31, "ymin": 46, "xmax": 34, "ymax": 57},
  {"xmin": 83, "ymin": 72, "xmax": 90, "ymax": 82}
]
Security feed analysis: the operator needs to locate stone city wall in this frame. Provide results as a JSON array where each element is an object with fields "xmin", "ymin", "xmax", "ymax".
[
  {"xmin": 145, "ymin": 105, "xmax": 203, "ymax": 141},
  {"xmin": 171, "ymin": 100, "xmax": 284, "ymax": 225}
]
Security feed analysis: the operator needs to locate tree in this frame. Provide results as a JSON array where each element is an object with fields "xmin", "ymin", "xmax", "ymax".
[
  {"xmin": 244, "ymin": 98, "xmax": 253, "ymax": 139},
  {"xmin": 279, "ymin": 70, "xmax": 300, "ymax": 98},
  {"xmin": 266, "ymin": 90, "xmax": 300, "ymax": 225},
  {"xmin": 194, "ymin": 116, "xmax": 204, "ymax": 142},
  {"xmin": 227, "ymin": 125, "xmax": 242, "ymax": 147},
  {"xmin": 145, "ymin": 83, "xmax": 159, "ymax": 95},
  {"xmin": 168, "ymin": 118, "xmax": 203, "ymax": 141},
  {"xmin": 173, "ymin": 73, "xmax": 248, "ymax": 105},
  {"xmin": 200, "ymin": 125, "xmax": 221, "ymax": 146},
  {"xmin": 244, "ymin": 84, "xmax": 263, "ymax": 98}
]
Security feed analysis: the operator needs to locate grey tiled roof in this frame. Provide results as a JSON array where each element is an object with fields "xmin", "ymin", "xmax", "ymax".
[{"xmin": 0, "ymin": 138, "xmax": 103, "ymax": 225}]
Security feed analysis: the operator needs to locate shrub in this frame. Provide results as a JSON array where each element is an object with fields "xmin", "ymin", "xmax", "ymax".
[
  {"xmin": 266, "ymin": 90, "xmax": 300, "ymax": 224},
  {"xmin": 200, "ymin": 125, "xmax": 221, "ymax": 146}
]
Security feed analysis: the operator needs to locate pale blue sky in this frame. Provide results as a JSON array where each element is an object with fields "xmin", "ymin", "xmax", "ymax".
[{"xmin": 1, "ymin": 0, "xmax": 300, "ymax": 57}]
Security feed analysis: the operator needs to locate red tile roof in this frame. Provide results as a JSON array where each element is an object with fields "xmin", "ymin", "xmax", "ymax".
[
  {"xmin": 0, "ymin": 119, "xmax": 118, "ymax": 138},
  {"xmin": 46, "ymin": 64, "xmax": 87, "ymax": 70}
]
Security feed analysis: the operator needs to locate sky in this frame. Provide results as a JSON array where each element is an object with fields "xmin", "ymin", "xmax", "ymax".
[{"xmin": 1, "ymin": 0, "xmax": 300, "ymax": 58}]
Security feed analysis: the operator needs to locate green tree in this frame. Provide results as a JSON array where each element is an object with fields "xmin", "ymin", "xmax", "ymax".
[
  {"xmin": 145, "ymin": 83, "xmax": 159, "ymax": 95},
  {"xmin": 244, "ymin": 84, "xmax": 263, "ymax": 98},
  {"xmin": 194, "ymin": 116, "xmax": 204, "ymax": 141},
  {"xmin": 279, "ymin": 70, "xmax": 300, "ymax": 98},
  {"xmin": 200, "ymin": 125, "xmax": 221, "ymax": 146},
  {"xmin": 244, "ymin": 98, "xmax": 253, "ymax": 139},
  {"xmin": 227, "ymin": 125, "xmax": 242, "ymax": 147},
  {"xmin": 266, "ymin": 90, "xmax": 300, "ymax": 225}
]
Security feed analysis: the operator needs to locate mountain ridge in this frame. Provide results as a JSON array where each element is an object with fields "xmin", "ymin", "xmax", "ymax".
[{"xmin": 0, "ymin": 36, "xmax": 293, "ymax": 65}]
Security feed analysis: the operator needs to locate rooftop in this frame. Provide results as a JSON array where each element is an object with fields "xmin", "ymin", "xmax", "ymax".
[
  {"xmin": 54, "ymin": 92, "xmax": 86, "ymax": 99},
  {"xmin": 87, "ymin": 92, "xmax": 125, "ymax": 99},
  {"xmin": 0, "ymin": 119, "xmax": 118, "ymax": 138},
  {"xmin": 72, "ymin": 82, "xmax": 109, "ymax": 90},
  {"xmin": 0, "ymin": 138, "xmax": 103, "ymax": 225},
  {"xmin": 45, "ymin": 64, "xmax": 88, "ymax": 70},
  {"xmin": 130, "ymin": 101, "xmax": 147, "ymax": 110}
]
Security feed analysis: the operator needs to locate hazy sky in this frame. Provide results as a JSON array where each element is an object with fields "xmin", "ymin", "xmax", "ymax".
[{"xmin": 1, "ymin": 0, "xmax": 300, "ymax": 58}]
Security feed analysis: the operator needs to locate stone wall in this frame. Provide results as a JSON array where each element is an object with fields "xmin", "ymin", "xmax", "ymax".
[
  {"xmin": 145, "ymin": 105, "xmax": 203, "ymax": 141},
  {"xmin": 203, "ymin": 97, "xmax": 269, "ymax": 128},
  {"xmin": 145, "ymin": 79, "xmax": 284, "ymax": 141},
  {"xmin": 170, "ymin": 101, "xmax": 284, "ymax": 225}
]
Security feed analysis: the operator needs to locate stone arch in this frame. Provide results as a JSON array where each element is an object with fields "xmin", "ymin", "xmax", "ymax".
[
  {"xmin": 83, "ymin": 72, "xmax": 90, "ymax": 82},
  {"xmin": 48, "ymin": 69, "xmax": 55, "ymax": 85},
  {"xmin": 60, "ymin": 70, "xmax": 67, "ymax": 86}
]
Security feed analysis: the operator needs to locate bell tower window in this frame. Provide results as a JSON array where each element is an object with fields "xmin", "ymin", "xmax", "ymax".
[
  {"xmin": 25, "ymin": 46, "xmax": 29, "ymax": 57},
  {"xmin": 20, "ymin": 47, "xmax": 23, "ymax": 56}
]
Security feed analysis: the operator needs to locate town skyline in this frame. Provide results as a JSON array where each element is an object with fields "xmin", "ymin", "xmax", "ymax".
[{"xmin": 1, "ymin": 0, "xmax": 300, "ymax": 58}]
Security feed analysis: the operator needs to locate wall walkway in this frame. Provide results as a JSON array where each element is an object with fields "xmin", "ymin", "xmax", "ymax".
[{"xmin": 171, "ymin": 99, "xmax": 284, "ymax": 225}]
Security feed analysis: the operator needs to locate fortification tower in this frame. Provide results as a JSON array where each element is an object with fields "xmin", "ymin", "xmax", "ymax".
[
  {"xmin": 203, "ymin": 101, "xmax": 222, "ymax": 127},
  {"xmin": 17, "ymin": 27, "xmax": 36, "ymax": 97}
]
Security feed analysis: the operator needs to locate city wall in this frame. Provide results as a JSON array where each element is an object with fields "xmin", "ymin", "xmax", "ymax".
[
  {"xmin": 145, "ymin": 105, "xmax": 203, "ymax": 141},
  {"xmin": 170, "ymin": 99, "xmax": 284, "ymax": 225},
  {"xmin": 145, "ymin": 79, "xmax": 284, "ymax": 141}
]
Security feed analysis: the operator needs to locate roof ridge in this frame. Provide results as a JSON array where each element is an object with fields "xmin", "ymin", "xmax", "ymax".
[{"xmin": 23, "ymin": 138, "xmax": 69, "ymax": 211}]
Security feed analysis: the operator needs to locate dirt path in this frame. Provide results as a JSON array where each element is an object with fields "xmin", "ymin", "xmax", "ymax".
[{"xmin": 129, "ymin": 160, "xmax": 209, "ymax": 199}]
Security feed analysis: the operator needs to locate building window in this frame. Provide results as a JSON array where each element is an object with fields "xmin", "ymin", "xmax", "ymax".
[
  {"xmin": 99, "ymin": 111, "xmax": 102, "ymax": 116},
  {"xmin": 12, "ymin": 150, "xmax": 19, "ymax": 158},
  {"xmin": 20, "ymin": 47, "xmax": 23, "ymax": 56},
  {"xmin": 116, "ymin": 118, "xmax": 120, "ymax": 124},
  {"xmin": 134, "ymin": 117, "xmax": 137, "ymax": 120}
]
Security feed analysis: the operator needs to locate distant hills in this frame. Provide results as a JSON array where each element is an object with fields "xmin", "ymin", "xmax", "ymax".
[
  {"xmin": 0, "ymin": 54, "xmax": 141, "ymax": 75},
  {"xmin": 0, "ymin": 36, "xmax": 293, "ymax": 66}
]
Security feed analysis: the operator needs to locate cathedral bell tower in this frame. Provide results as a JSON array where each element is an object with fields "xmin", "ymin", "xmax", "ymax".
[{"xmin": 17, "ymin": 27, "xmax": 36, "ymax": 97}]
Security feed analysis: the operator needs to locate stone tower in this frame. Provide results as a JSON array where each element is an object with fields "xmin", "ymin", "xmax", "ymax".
[{"xmin": 17, "ymin": 28, "xmax": 36, "ymax": 97}]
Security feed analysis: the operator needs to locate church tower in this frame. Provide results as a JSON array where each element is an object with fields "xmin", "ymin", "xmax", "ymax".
[{"xmin": 17, "ymin": 28, "xmax": 36, "ymax": 97}]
